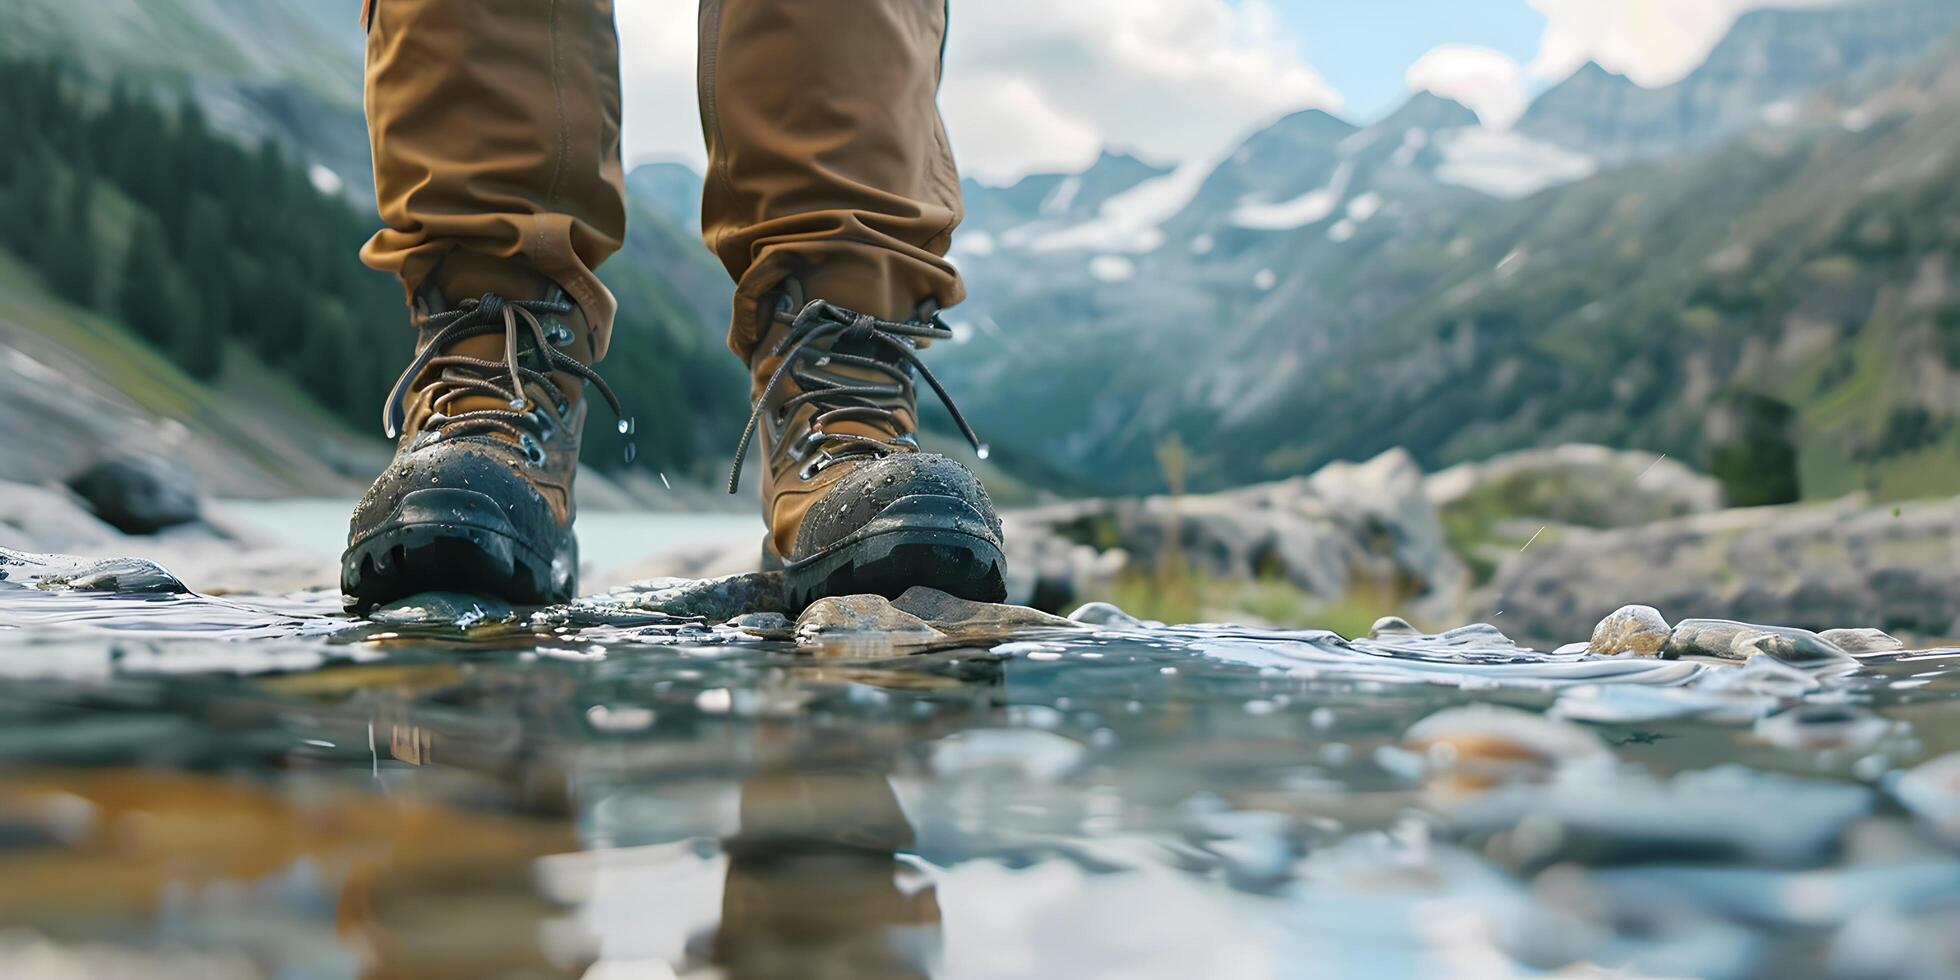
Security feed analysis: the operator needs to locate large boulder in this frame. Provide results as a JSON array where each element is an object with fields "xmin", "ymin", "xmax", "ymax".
[
  {"xmin": 1002, "ymin": 447, "xmax": 1467, "ymax": 618},
  {"xmin": 1425, "ymin": 444, "xmax": 1723, "ymax": 528},
  {"xmin": 1486, "ymin": 494, "xmax": 1960, "ymax": 647},
  {"xmin": 66, "ymin": 453, "xmax": 202, "ymax": 534}
]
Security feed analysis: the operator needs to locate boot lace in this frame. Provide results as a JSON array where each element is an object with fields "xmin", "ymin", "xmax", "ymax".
[
  {"xmin": 382, "ymin": 293, "xmax": 624, "ymax": 460},
  {"xmin": 727, "ymin": 299, "xmax": 985, "ymax": 493}
]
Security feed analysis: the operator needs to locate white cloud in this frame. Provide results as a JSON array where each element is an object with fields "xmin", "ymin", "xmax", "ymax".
[
  {"xmin": 615, "ymin": 0, "xmax": 1339, "ymax": 184},
  {"xmin": 1405, "ymin": 44, "xmax": 1528, "ymax": 128},
  {"xmin": 615, "ymin": 3, "xmax": 706, "ymax": 170},
  {"xmin": 943, "ymin": 0, "xmax": 1341, "ymax": 183},
  {"xmin": 1526, "ymin": 0, "xmax": 1845, "ymax": 86}
]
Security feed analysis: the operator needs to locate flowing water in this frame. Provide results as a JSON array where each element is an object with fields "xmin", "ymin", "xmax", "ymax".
[{"xmin": 3, "ymin": 549, "xmax": 1959, "ymax": 978}]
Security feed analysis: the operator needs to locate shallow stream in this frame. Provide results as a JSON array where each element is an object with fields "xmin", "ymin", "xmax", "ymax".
[{"xmin": 2, "ymin": 552, "xmax": 1958, "ymax": 978}]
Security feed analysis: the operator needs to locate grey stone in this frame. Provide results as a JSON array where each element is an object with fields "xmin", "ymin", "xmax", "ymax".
[
  {"xmin": 1002, "ymin": 447, "xmax": 1468, "ymax": 621},
  {"xmin": 1425, "ymin": 444, "xmax": 1723, "ymax": 529},
  {"xmin": 33, "ymin": 556, "xmax": 189, "ymax": 595},
  {"xmin": 1446, "ymin": 765, "xmax": 1873, "ymax": 866},
  {"xmin": 613, "ymin": 571, "xmax": 785, "ymax": 621},
  {"xmin": 795, "ymin": 594, "xmax": 946, "ymax": 643},
  {"xmin": 1752, "ymin": 704, "xmax": 1889, "ymax": 752},
  {"xmin": 1486, "ymin": 495, "xmax": 1960, "ymax": 649},
  {"xmin": 725, "ymin": 611, "xmax": 793, "ymax": 639},
  {"xmin": 1663, "ymin": 618, "xmax": 1850, "ymax": 666},
  {"xmin": 1368, "ymin": 615, "xmax": 1420, "ymax": 639},
  {"xmin": 369, "ymin": 591, "xmax": 516, "ymax": 627},
  {"xmin": 1817, "ymin": 628, "xmax": 1905, "ymax": 654},
  {"xmin": 891, "ymin": 586, "xmax": 1082, "ymax": 637},
  {"xmin": 1588, "ymin": 604, "xmax": 1670, "ymax": 656},
  {"xmin": 1404, "ymin": 704, "xmax": 1609, "ymax": 770},
  {"xmin": 1067, "ymin": 601, "xmax": 1147, "ymax": 628},
  {"xmin": 1894, "ymin": 752, "xmax": 1960, "ymax": 845},
  {"xmin": 66, "ymin": 454, "xmax": 201, "ymax": 534}
]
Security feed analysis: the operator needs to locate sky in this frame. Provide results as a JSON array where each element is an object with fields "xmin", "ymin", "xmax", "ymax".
[{"xmin": 618, "ymin": 0, "xmax": 1842, "ymax": 186}]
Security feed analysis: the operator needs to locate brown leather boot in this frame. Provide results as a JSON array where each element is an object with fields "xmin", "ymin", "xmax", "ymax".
[
  {"xmin": 729, "ymin": 283, "xmax": 1007, "ymax": 610},
  {"xmin": 341, "ymin": 257, "xmax": 623, "ymax": 613}
]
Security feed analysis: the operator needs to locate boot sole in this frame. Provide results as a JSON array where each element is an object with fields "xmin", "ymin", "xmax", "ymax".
[
  {"xmin": 783, "ymin": 494, "xmax": 1007, "ymax": 610},
  {"xmin": 340, "ymin": 488, "xmax": 575, "ymax": 614}
]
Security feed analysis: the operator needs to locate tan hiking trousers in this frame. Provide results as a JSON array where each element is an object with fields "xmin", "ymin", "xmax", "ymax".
[{"xmin": 359, "ymin": 0, "xmax": 965, "ymax": 363}]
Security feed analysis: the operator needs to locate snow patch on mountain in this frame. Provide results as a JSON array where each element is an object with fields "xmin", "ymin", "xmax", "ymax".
[
  {"xmin": 1432, "ymin": 128, "xmax": 1596, "ymax": 199},
  {"xmin": 307, "ymin": 163, "xmax": 341, "ymax": 195},
  {"xmin": 1089, "ymin": 255, "xmax": 1137, "ymax": 283},
  {"xmin": 1346, "ymin": 192, "xmax": 1383, "ymax": 222},
  {"xmin": 1227, "ymin": 161, "xmax": 1355, "ymax": 230},
  {"xmin": 1390, "ymin": 129, "xmax": 1428, "ymax": 167},
  {"xmin": 1041, "ymin": 176, "xmax": 1083, "ymax": 216},
  {"xmin": 1026, "ymin": 158, "xmax": 1216, "ymax": 253}
]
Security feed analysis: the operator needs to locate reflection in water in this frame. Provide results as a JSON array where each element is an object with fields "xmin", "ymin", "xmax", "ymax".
[
  {"xmin": 713, "ymin": 769, "xmax": 941, "ymax": 978},
  {"xmin": 2, "ymin": 569, "xmax": 1959, "ymax": 977}
]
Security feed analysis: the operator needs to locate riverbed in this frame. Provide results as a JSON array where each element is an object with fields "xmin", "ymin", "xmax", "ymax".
[{"xmin": 2, "ymin": 549, "xmax": 1958, "ymax": 978}]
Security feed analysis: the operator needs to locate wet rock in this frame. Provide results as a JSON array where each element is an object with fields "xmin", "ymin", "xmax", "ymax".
[
  {"xmin": 613, "ymin": 571, "xmax": 785, "ymax": 621},
  {"xmin": 794, "ymin": 594, "xmax": 945, "ymax": 643},
  {"xmin": 1817, "ymin": 628, "xmax": 1905, "ymax": 655},
  {"xmin": 33, "ymin": 556, "xmax": 189, "ymax": 595},
  {"xmin": 66, "ymin": 454, "xmax": 201, "ymax": 535},
  {"xmin": 1893, "ymin": 752, "xmax": 1960, "ymax": 845},
  {"xmin": 724, "ymin": 611, "xmax": 793, "ymax": 640},
  {"xmin": 1066, "ymin": 601, "xmax": 1147, "ymax": 628},
  {"xmin": 368, "ymin": 591, "xmax": 516, "ymax": 627},
  {"xmin": 1734, "ymin": 629, "xmax": 1855, "ymax": 667},
  {"xmin": 926, "ymin": 728, "xmax": 1087, "ymax": 782},
  {"xmin": 1449, "ymin": 765, "xmax": 1873, "ymax": 866},
  {"xmin": 1588, "ymin": 604, "xmax": 1670, "ymax": 656},
  {"xmin": 1662, "ymin": 619, "xmax": 1850, "ymax": 666},
  {"xmin": 5, "ymin": 549, "xmax": 189, "ymax": 594},
  {"xmin": 1368, "ymin": 615, "xmax": 1420, "ymax": 639},
  {"xmin": 1552, "ymin": 683, "xmax": 1777, "ymax": 725},
  {"xmin": 1487, "ymin": 496, "xmax": 1960, "ymax": 649},
  {"xmin": 891, "ymin": 586, "xmax": 1082, "ymax": 637},
  {"xmin": 1402, "ymin": 704, "xmax": 1609, "ymax": 795},
  {"xmin": 1752, "ymin": 704, "xmax": 1890, "ymax": 752}
]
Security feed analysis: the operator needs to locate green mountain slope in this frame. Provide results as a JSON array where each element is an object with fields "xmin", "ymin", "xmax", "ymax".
[
  {"xmin": 937, "ymin": 4, "xmax": 1960, "ymax": 502},
  {"xmin": 0, "ymin": 0, "xmax": 751, "ymax": 487}
]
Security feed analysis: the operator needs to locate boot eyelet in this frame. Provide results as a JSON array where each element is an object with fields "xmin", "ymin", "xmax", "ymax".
[
  {"xmin": 544, "ymin": 321, "xmax": 575, "ymax": 347},
  {"xmin": 528, "ymin": 409, "xmax": 555, "ymax": 442},
  {"xmin": 518, "ymin": 433, "xmax": 547, "ymax": 466},
  {"xmin": 797, "ymin": 454, "xmax": 830, "ymax": 481}
]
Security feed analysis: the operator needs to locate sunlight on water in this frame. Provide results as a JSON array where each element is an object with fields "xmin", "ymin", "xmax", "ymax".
[{"xmin": 3, "ymin": 548, "xmax": 1959, "ymax": 978}]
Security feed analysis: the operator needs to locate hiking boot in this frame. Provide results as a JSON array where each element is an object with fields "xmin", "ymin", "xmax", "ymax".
[
  {"xmin": 341, "ymin": 267, "xmax": 622, "ymax": 614},
  {"xmin": 728, "ymin": 285, "xmax": 1007, "ymax": 610}
]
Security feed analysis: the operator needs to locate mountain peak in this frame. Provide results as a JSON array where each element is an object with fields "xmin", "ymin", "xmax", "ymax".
[
  {"xmin": 1376, "ymin": 91, "xmax": 1481, "ymax": 132},
  {"xmin": 625, "ymin": 161, "xmax": 704, "ymax": 230},
  {"xmin": 1267, "ymin": 107, "xmax": 1362, "ymax": 142},
  {"xmin": 1568, "ymin": 60, "xmax": 1628, "ymax": 84}
]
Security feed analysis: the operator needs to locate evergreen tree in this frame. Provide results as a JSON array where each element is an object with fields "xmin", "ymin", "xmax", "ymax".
[
  {"xmin": 119, "ymin": 215, "xmax": 196, "ymax": 350},
  {"xmin": 181, "ymin": 194, "xmax": 233, "ymax": 347},
  {"xmin": 45, "ymin": 167, "xmax": 98, "ymax": 307}
]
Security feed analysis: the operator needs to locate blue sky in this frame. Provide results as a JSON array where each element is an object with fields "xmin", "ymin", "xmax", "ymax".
[{"xmin": 1275, "ymin": 1, "xmax": 1548, "ymax": 122}]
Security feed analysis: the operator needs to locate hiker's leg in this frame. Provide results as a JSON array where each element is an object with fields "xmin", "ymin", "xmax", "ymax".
[
  {"xmin": 343, "ymin": 0, "xmax": 627, "ymax": 611},
  {"xmin": 697, "ymin": 0, "xmax": 965, "ymax": 359},
  {"xmin": 359, "ymin": 0, "xmax": 627, "ymax": 355}
]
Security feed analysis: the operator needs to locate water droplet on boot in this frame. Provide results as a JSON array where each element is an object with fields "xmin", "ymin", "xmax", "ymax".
[
  {"xmin": 976, "ymin": 443, "xmax": 991, "ymax": 460},
  {"xmin": 508, "ymin": 397, "xmax": 526, "ymax": 410}
]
